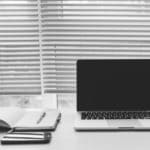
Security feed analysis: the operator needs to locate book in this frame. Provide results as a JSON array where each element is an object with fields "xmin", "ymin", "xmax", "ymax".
[{"xmin": 0, "ymin": 107, "xmax": 61, "ymax": 131}]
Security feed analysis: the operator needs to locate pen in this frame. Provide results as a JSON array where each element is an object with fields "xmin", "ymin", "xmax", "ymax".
[{"xmin": 37, "ymin": 112, "xmax": 46, "ymax": 124}]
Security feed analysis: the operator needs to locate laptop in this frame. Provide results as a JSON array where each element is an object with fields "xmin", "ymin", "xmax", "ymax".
[{"xmin": 74, "ymin": 59, "xmax": 150, "ymax": 131}]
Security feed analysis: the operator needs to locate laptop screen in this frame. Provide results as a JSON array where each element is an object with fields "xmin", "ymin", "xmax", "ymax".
[{"xmin": 77, "ymin": 59, "xmax": 150, "ymax": 111}]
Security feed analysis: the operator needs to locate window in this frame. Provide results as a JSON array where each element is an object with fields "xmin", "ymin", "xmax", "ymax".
[
  {"xmin": 1, "ymin": 0, "xmax": 150, "ymax": 95},
  {"xmin": 0, "ymin": 0, "xmax": 41, "ymax": 95},
  {"xmin": 41, "ymin": 0, "xmax": 150, "ymax": 94}
]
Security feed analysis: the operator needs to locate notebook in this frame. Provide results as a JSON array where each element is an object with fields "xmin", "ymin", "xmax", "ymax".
[{"xmin": 0, "ymin": 107, "xmax": 61, "ymax": 131}]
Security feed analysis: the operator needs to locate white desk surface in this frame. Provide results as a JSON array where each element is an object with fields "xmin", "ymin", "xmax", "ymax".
[{"xmin": 1, "ymin": 101, "xmax": 150, "ymax": 150}]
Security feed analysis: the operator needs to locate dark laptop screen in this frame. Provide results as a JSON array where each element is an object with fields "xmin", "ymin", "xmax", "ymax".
[{"xmin": 77, "ymin": 59, "xmax": 150, "ymax": 111}]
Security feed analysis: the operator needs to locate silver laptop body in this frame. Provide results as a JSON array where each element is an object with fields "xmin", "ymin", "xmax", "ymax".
[{"xmin": 74, "ymin": 59, "xmax": 150, "ymax": 131}]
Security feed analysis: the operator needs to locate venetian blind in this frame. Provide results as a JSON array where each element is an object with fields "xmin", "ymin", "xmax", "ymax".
[
  {"xmin": 1, "ymin": 0, "xmax": 150, "ymax": 95},
  {"xmin": 0, "ymin": 0, "xmax": 42, "ymax": 95},
  {"xmin": 41, "ymin": 0, "xmax": 150, "ymax": 93}
]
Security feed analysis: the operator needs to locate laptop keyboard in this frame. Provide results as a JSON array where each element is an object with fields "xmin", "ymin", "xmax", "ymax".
[{"xmin": 81, "ymin": 111, "xmax": 150, "ymax": 120}]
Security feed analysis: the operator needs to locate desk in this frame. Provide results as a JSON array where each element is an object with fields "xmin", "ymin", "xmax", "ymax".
[{"xmin": 0, "ymin": 101, "xmax": 150, "ymax": 150}]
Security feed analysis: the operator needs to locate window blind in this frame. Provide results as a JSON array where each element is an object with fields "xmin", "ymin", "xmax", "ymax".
[
  {"xmin": 0, "ymin": 0, "xmax": 41, "ymax": 95},
  {"xmin": 41, "ymin": 0, "xmax": 150, "ymax": 93},
  {"xmin": 1, "ymin": 0, "xmax": 150, "ymax": 95}
]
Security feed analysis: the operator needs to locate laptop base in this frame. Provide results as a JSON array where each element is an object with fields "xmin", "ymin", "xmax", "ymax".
[{"xmin": 74, "ymin": 113, "xmax": 150, "ymax": 131}]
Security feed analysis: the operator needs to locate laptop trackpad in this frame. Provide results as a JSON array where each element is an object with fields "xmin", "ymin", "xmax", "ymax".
[{"xmin": 107, "ymin": 120, "xmax": 142, "ymax": 128}]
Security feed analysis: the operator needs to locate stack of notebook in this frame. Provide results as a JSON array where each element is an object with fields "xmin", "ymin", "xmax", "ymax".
[{"xmin": 0, "ymin": 107, "xmax": 61, "ymax": 144}]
